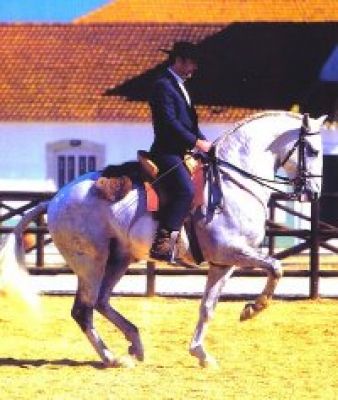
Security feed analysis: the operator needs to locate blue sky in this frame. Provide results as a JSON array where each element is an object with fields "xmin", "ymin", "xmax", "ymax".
[{"xmin": 0, "ymin": 0, "xmax": 110, "ymax": 23}]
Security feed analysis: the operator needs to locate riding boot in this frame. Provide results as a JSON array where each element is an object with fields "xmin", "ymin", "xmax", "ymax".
[{"xmin": 150, "ymin": 228, "xmax": 180, "ymax": 263}]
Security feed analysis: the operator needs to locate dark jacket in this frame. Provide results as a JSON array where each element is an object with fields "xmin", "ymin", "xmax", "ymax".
[{"xmin": 149, "ymin": 70, "xmax": 206, "ymax": 157}]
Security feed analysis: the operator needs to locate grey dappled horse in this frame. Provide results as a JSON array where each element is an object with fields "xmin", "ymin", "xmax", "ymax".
[{"xmin": 0, "ymin": 111, "xmax": 325, "ymax": 368}]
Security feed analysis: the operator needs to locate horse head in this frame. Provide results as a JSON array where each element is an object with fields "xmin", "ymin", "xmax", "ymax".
[{"xmin": 271, "ymin": 114, "xmax": 326, "ymax": 201}]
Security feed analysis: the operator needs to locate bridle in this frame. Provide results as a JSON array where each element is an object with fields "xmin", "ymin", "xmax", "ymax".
[
  {"xmin": 152, "ymin": 114, "xmax": 322, "ymax": 206},
  {"xmin": 279, "ymin": 113, "xmax": 321, "ymax": 199},
  {"xmin": 210, "ymin": 113, "xmax": 322, "ymax": 201}
]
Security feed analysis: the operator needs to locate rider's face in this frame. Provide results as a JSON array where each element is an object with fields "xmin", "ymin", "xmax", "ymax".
[{"xmin": 174, "ymin": 57, "xmax": 198, "ymax": 80}]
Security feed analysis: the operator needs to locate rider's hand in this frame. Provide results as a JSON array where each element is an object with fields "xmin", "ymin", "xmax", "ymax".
[{"xmin": 195, "ymin": 139, "xmax": 212, "ymax": 153}]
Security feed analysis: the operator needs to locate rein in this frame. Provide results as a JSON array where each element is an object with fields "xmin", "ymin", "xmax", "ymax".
[
  {"xmin": 211, "ymin": 157, "xmax": 293, "ymax": 197},
  {"xmin": 150, "ymin": 114, "xmax": 321, "ymax": 204},
  {"xmin": 210, "ymin": 113, "xmax": 321, "ymax": 201}
]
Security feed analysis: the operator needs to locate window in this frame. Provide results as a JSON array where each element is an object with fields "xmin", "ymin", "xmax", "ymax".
[{"xmin": 47, "ymin": 140, "xmax": 105, "ymax": 189}]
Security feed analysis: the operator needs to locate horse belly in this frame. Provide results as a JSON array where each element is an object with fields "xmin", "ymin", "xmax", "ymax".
[{"xmin": 128, "ymin": 214, "xmax": 157, "ymax": 260}]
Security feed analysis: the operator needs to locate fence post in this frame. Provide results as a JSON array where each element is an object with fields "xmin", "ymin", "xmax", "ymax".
[
  {"xmin": 310, "ymin": 198, "xmax": 320, "ymax": 299},
  {"xmin": 146, "ymin": 260, "xmax": 156, "ymax": 296},
  {"xmin": 268, "ymin": 197, "xmax": 276, "ymax": 256},
  {"xmin": 35, "ymin": 213, "xmax": 45, "ymax": 267}
]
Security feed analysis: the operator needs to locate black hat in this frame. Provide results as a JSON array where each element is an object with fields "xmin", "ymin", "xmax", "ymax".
[{"xmin": 160, "ymin": 41, "xmax": 199, "ymax": 62}]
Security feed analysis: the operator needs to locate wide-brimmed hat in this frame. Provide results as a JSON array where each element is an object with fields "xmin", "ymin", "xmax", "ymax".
[{"xmin": 160, "ymin": 41, "xmax": 200, "ymax": 62}]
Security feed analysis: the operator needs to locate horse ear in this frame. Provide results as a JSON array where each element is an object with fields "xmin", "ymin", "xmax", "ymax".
[{"xmin": 316, "ymin": 115, "xmax": 328, "ymax": 128}]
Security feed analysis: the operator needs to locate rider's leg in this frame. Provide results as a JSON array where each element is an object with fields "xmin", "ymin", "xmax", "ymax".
[{"xmin": 150, "ymin": 155, "xmax": 194, "ymax": 262}]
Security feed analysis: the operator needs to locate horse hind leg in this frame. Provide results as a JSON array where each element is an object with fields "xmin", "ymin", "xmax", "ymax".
[
  {"xmin": 71, "ymin": 289, "xmax": 117, "ymax": 367},
  {"xmin": 95, "ymin": 240, "xmax": 144, "ymax": 362},
  {"xmin": 72, "ymin": 288, "xmax": 135, "ymax": 367},
  {"xmin": 71, "ymin": 282, "xmax": 120, "ymax": 367},
  {"xmin": 70, "ymin": 252, "xmax": 133, "ymax": 368},
  {"xmin": 190, "ymin": 264, "xmax": 236, "ymax": 368}
]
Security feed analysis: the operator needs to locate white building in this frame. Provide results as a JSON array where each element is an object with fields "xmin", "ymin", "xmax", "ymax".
[{"xmin": 0, "ymin": 22, "xmax": 337, "ymax": 247}]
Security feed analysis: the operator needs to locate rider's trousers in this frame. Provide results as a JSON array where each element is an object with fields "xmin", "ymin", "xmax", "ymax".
[{"xmin": 152, "ymin": 154, "xmax": 194, "ymax": 231}]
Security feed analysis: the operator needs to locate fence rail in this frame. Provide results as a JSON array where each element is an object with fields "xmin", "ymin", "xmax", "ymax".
[{"xmin": 1, "ymin": 190, "xmax": 338, "ymax": 299}]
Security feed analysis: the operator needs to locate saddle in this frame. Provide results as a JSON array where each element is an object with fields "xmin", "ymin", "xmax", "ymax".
[
  {"xmin": 95, "ymin": 151, "xmax": 205, "ymax": 211},
  {"xmin": 95, "ymin": 152, "xmax": 206, "ymax": 264}
]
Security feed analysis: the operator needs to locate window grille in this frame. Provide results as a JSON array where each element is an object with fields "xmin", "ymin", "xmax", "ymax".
[{"xmin": 47, "ymin": 140, "xmax": 104, "ymax": 189}]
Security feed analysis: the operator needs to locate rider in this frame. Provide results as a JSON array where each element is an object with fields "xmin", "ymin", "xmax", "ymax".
[{"xmin": 149, "ymin": 41, "xmax": 212, "ymax": 262}]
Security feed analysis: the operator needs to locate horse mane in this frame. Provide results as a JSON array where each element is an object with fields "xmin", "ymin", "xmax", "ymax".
[
  {"xmin": 215, "ymin": 110, "xmax": 302, "ymax": 146},
  {"xmin": 101, "ymin": 161, "xmax": 142, "ymax": 181},
  {"xmin": 213, "ymin": 110, "xmax": 304, "ymax": 175}
]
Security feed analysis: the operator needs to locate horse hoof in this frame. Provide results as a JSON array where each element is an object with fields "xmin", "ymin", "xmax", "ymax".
[
  {"xmin": 240, "ymin": 303, "xmax": 255, "ymax": 322},
  {"xmin": 190, "ymin": 346, "xmax": 218, "ymax": 369},
  {"xmin": 240, "ymin": 299, "xmax": 268, "ymax": 322},
  {"xmin": 199, "ymin": 355, "xmax": 218, "ymax": 369},
  {"xmin": 128, "ymin": 343, "xmax": 144, "ymax": 362},
  {"xmin": 104, "ymin": 355, "xmax": 135, "ymax": 368},
  {"xmin": 189, "ymin": 345, "xmax": 204, "ymax": 360},
  {"xmin": 117, "ymin": 355, "xmax": 136, "ymax": 368}
]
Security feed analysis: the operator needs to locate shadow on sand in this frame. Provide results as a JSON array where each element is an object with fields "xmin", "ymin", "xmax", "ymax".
[{"xmin": 0, "ymin": 357, "xmax": 104, "ymax": 369}]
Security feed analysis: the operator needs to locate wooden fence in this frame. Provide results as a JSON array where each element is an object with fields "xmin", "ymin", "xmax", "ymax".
[
  {"xmin": 1, "ymin": 190, "xmax": 338, "ymax": 299},
  {"xmin": 267, "ymin": 194, "xmax": 338, "ymax": 298}
]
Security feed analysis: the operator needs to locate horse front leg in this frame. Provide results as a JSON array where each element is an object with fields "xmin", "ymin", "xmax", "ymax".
[
  {"xmin": 190, "ymin": 264, "xmax": 235, "ymax": 368},
  {"xmin": 239, "ymin": 254, "xmax": 283, "ymax": 322}
]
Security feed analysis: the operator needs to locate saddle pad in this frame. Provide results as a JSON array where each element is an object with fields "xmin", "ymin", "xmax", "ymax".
[
  {"xmin": 95, "ymin": 176, "xmax": 159, "ymax": 212},
  {"xmin": 95, "ymin": 166, "xmax": 204, "ymax": 211},
  {"xmin": 191, "ymin": 163, "xmax": 204, "ymax": 208},
  {"xmin": 144, "ymin": 182, "xmax": 159, "ymax": 212},
  {"xmin": 143, "ymin": 164, "xmax": 204, "ymax": 212}
]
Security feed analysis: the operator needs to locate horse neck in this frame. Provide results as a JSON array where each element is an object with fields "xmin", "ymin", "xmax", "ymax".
[
  {"xmin": 215, "ymin": 113, "xmax": 301, "ymax": 178},
  {"xmin": 216, "ymin": 127, "xmax": 275, "ymax": 179}
]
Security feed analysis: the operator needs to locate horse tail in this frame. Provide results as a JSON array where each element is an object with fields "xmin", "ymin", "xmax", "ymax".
[
  {"xmin": 12, "ymin": 200, "xmax": 49, "ymax": 246},
  {"xmin": 0, "ymin": 201, "xmax": 49, "ymax": 310}
]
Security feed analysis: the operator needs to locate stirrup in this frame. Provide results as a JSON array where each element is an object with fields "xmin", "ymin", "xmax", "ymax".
[
  {"xmin": 168, "ymin": 231, "xmax": 180, "ymax": 264},
  {"xmin": 150, "ymin": 230, "xmax": 180, "ymax": 263}
]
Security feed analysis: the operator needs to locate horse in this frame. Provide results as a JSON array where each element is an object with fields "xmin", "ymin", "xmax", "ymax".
[{"xmin": 0, "ymin": 111, "xmax": 325, "ymax": 368}]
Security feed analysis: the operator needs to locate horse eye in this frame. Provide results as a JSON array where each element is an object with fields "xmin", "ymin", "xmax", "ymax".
[{"xmin": 307, "ymin": 146, "xmax": 319, "ymax": 157}]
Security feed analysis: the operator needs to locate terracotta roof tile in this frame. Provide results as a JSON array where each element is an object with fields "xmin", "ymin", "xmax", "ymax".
[
  {"xmin": 75, "ymin": 0, "xmax": 338, "ymax": 23},
  {"xmin": 0, "ymin": 23, "xmax": 336, "ymax": 122},
  {"xmin": 0, "ymin": 23, "xmax": 230, "ymax": 122}
]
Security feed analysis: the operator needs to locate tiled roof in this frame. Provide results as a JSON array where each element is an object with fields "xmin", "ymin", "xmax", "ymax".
[
  {"xmin": 75, "ymin": 0, "xmax": 338, "ymax": 23},
  {"xmin": 0, "ymin": 23, "xmax": 336, "ymax": 122},
  {"xmin": 0, "ymin": 23, "xmax": 257, "ymax": 122}
]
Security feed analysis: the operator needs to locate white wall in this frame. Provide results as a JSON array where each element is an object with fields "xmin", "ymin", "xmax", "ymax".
[
  {"xmin": 1, "ymin": 121, "xmax": 336, "ymax": 245},
  {"xmin": 0, "ymin": 121, "xmax": 336, "ymax": 188},
  {"xmin": 0, "ymin": 122, "xmax": 231, "ymax": 190},
  {"xmin": 321, "ymin": 126, "xmax": 338, "ymax": 154}
]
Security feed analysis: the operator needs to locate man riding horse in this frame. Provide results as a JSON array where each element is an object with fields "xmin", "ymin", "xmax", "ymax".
[{"xmin": 149, "ymin": 41, "xmax": 212, "ymax": 262}]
